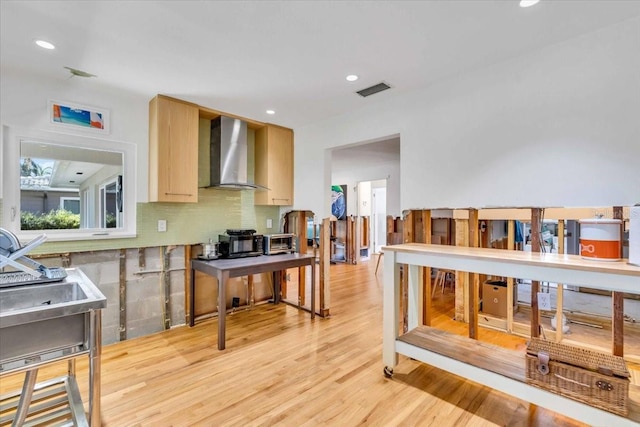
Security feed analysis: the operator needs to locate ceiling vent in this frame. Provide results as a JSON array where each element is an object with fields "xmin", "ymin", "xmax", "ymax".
[
  {"xmin": 64, "ymin": 66, "xmax": 97, "ymax": 78},
  {"xmin": 356, "ymin": 82, "xmax": 391, "ymax": 97}
]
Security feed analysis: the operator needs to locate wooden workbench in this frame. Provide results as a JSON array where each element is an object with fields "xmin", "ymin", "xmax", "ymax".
[{"xmin": 382, "ymin": 243, "xmax": 640, "ymax": 426}]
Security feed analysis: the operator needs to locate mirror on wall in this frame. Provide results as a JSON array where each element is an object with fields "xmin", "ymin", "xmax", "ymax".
[{"xmin": 2, "ymin": 126, "xmax": 136, "ymax": 241}]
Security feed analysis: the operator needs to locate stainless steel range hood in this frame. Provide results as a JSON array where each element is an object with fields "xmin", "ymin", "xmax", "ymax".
[{"xmin": 207, "ymin": 116, "xmax": 262, "ymax": 190}]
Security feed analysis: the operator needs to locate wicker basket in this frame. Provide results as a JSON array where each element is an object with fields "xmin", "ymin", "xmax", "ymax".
[{"xmin": 526, "ymin": 338, "xmax": 630, "ymax": 416}]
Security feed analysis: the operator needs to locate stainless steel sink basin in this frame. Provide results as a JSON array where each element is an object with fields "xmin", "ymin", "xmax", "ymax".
[
  {"xmin": 1, "ymin": 281, "xmax": 86, "ymax": 311},
  {"xmin": 0, "ymin": 269, "xmax": 106, "ymax": 328},
  {"xmin": 0, "ymin": 268, "xmax": 106, "ymax": 371}
]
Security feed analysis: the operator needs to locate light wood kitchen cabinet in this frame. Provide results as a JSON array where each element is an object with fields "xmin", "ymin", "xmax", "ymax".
[
  {"xmin": 254, "ymin": 124, "xmax": 294, "ymax": 206},
  {"xmin": 149, "ymin": 95, "xmax": 199, "ymax": 203}
]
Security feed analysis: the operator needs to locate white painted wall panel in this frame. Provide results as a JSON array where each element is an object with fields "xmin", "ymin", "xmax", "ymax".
[
  {"xmin": 0, "ymin": 70, "xmax": 150, "ymax": 201},
  {"xmin": 294, "ymin": 18, "xmax": 640, "ymax": 218}
]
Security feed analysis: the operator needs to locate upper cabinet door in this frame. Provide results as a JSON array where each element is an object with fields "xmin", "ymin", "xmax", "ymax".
[
  {"xmin": 255, "ymin": 125, "xmax": 294, "ymax": 206},
  {"xmin": 149, "ymin": 96, "xmax": 199, "ymax": 203}
]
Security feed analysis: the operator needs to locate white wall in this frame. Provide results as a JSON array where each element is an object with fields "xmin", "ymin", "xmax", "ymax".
[
  {"xmin": 294, "ymin": 18, "xmax": 640, "ymax": 219},
  {"xmin": 0, "ymin": 69, "xmax": 150, "ymax": 202}
]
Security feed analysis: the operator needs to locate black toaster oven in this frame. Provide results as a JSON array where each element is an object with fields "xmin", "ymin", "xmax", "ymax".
[{"xmin": 263, "ymin": 233, "xmax": 296, "ymax": 255}]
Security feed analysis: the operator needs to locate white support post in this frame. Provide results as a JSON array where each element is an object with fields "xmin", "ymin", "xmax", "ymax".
[
  {"xmin": 407, "ymin": 264, "xmax": 423, "ymax": 331},
  {"xmin": 382, "ymin": 249, "xmax": 400, "ymax": 369}
]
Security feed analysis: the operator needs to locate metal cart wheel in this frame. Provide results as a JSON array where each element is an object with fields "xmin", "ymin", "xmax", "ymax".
[{"xmin": 383, "ymin": 366, "xmax": 393, "ymax": 378}]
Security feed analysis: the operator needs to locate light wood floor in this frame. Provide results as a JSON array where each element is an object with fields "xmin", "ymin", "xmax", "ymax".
[{"xmin": 1, "ymin": 260, "xmax": 586, "ymax": 426}]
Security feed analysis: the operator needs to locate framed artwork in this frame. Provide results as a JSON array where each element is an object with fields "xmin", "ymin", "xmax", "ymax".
[
  {"xmin": 331, "ymin": 184, "xmax": 347, "ymax": 220},
  {"xmin": 48, "ymin": 100, "xmax": 110, "ymax": 134}
]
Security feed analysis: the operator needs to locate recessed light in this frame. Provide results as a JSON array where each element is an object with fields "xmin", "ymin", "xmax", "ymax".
[
  {"xmin": 266, "ymin": 110, "xmax": 275, "ymax": 115},
  {"xmin": 519, "ymin": 0, "xmax": 540, "ymax": 7},
  {"xmin": 346, "ymin": 75, "xmax": 359, "ymax": 82},
  {"xmin": 35, "ymin": 40, "xmax": 55, "ymax": 50}
]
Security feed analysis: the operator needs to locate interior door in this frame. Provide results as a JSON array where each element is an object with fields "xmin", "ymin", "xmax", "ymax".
[{"xmin": 372, "ymin": 187, "xmax": 387, "ymax": 253}]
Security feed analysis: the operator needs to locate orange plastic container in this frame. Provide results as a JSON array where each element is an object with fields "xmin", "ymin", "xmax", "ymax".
[{"xmin": 579, "ymin": 218, "xmax": 622, "ymax": 261}]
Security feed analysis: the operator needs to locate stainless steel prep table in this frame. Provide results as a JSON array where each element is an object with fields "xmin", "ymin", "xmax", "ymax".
[{"xmin": 190, "ymin": 253, "xmax": 316, "ymax": 350}]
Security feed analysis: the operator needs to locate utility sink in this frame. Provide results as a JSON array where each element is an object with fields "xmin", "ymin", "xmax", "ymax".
[
  {"xmin": 2, "ymin": 281, "xmax": 85, "ymax": 312},
  {"xmin": 0, "ymin": 268, "xmax": 106, "ymax": 371}
]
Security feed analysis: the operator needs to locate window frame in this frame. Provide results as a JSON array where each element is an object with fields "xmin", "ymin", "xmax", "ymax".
[
  {"xmin": 59, "ymin": 196, "xmax": 81, "ymax": 214},
  {"xmin": 1, "ymin": 125, "xmax": 137, "ymax": 242},
  {"xmin": 99, "ymin": 178, "xmax": 120, "ymax": 229}
]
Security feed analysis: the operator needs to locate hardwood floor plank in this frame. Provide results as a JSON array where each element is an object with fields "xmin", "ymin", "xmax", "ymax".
[{"xmin": 0, "ymin": 260, "xmax": 592, "ymax": 426}]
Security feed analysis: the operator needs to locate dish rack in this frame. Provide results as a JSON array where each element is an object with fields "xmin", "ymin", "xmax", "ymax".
[{"xmin": 0, "ymin": 228, "xmax": 67, "ymax": 288}]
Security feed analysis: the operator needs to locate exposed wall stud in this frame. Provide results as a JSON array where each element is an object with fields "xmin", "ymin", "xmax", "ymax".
[
  {"xmin": 119, "ymin": 248, "xmax": 127, "ymax": 341},
  {"xmin": 161, "ymin": 246, "xmax": 171, "ymax": 330},
  {"xmin": 613, "ymin": 206, "xmax": 625, "ymax": 356},
  {"xmin": 422, "ymin": 210, "xmax": 432, "ymax": 326},
  {"xmin": 468, "ymin": 209, "xmax": 479, "ymax": 340},
  {"xmin": 454, "ymin": 211, "xmax": 469, "ymax": 323},
  {"xmin": 185, "ymin": 245, "xmax": 193, "ymax": 325},
  {"xmin": 319, "ymin": 218, "xmax": 331, "ymax": 317},
  {"xmin": 555, "ymin": 220, "xmax": 565, "ymax": 343},
  {"xmin": 138, "ymin": 248, "xmax": 146, "ymax": 269},
  {"xmin": 297, "ymin": 210, "xmax": 307, "ymax": 306},
  {"xmin": 530, "ymin": 208, "xmax": 542, "ymax": 338},
  {"xmin": 507, "ymin": 220, "xmax": 515, "ymax": 334}
]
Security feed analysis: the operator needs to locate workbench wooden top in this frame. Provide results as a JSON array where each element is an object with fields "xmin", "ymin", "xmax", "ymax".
[
  {"xmin": 382, "ymin": 243, "xmax": 640, "ymax": 277},
  {"xmin": 193, "ymin": 253, "xmax": 313, "ymax": 269}
]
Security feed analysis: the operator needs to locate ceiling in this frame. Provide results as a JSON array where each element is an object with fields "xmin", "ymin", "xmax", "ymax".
[
  {"xmin": 21, "ymin": 140, "xmax": 123, "ymax": 190},
  {"xmin": 1, "ymin": 1, "xmax": 639, "ymax": 130},
  {"xmin": 332, "ymin": 137, "xmax": 400, "ymax": 171}
]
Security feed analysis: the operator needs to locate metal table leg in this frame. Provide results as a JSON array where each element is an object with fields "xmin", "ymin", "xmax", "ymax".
[{"xmin": 11, "ymin": 369, "xmax": 38, "ymax": 427}]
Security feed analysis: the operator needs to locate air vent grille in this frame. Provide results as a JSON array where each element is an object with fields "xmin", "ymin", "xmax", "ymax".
[{"xmin": 356, "ymin": 82, "xmax": 391, "ymax": 97}]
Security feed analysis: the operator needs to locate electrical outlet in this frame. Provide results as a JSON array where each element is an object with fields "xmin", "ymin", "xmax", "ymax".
[
  {"xmin": 157, "ymin": 219, "xmax": 167, "ymax": 232},
  {"xmin": 537, "ymin": 292, "xmax": 551, "ymax": 311},
  {"xmin": 266, "ymin": 218, "xmax": 273, "ymax": 229}
]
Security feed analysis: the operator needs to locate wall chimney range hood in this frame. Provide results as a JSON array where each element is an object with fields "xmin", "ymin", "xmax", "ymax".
[{"xmin": 207, "ymin": 116, "xmax": 263, "ymax": 190}]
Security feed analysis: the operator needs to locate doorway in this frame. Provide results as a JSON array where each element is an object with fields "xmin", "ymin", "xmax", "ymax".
[
  {"xmin": 329, "ymin": 135, "xmax": 399, "ymax": 259},
  {"xmin": 372, "ymin": 184, "xmax": 387, "ymax": 253}
]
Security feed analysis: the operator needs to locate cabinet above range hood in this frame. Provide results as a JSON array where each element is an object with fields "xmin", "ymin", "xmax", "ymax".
[{"xmin": 206, "ymin": 116, "xmax": 264, "ymax": 190}]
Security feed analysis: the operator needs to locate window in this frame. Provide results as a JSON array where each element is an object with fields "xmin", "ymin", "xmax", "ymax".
[
  {"xmin": 99, "ymin": 179, "xmax": 120, "ymax": 228},
  {"xmin": 60, "ymin": 197, "xmax": 80, "ymax": 214},
  {"xmin": 1, "ymin": 125, "xmax": 136, "ymax": 241},
  {"xmin": 81, "ymin": 188, "xmax": 93, "ymax": 229}
]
